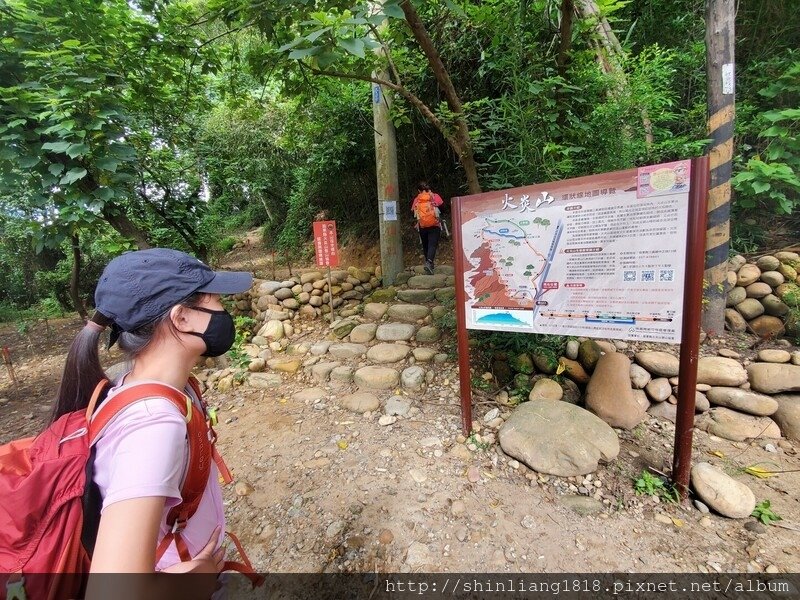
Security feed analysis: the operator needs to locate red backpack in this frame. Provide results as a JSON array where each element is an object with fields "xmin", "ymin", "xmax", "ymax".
[
  {"xmin": 414, "ymin": 191, "xmax": 440, "ymax": 228},
  {"xmin": 0, "ymin": 378, "xmax": 260, "ymax": 600}
]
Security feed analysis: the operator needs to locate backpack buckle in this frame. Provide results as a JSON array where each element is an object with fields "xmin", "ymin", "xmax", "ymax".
[
  {"xmin": 6, "ymin": 578, "xmax": 27, "ymax": 600},
  {"xmin": 171, "ymin": 517, "xmax": 187, "ymax": 534}
]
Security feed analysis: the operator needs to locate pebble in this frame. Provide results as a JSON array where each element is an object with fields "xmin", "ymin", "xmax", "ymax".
[
  {"xmin": 765, "ymin": 565, "xmax": 780, "ymax": 574},
  {"xmin": 521, "ymin": 515, "xmax": 536, "ymax": 529},
  {"xmin": 455, "ymin": 527, "xmax": 468, "ymax": 542},
  {"xmin": 450, "ymin": 500, "xmax": 466, "ymax": 517},
  {"xmin": 654, "ymin": 513, "xmax": 673, "ymax": 525},
  {"xmin": 378, "ymin": 529, "xmax": 395, "ymax": 545},
  {"xmin": 235, "ymin": 481, "xmax": 254, "ymax": 497},
  {"xmin": 466, "ymin": 466, "xmax": 480, "ymax": 483},
  {"xmin": 745, "ymin": 521, "xmax": 767, "ymax": 534},
  {"xmin": 699, "ymin": 516, "xmax": 713, "ymax": 528},
  {"xmin": 379, "ymin": 415, "xmax": 397, "ymax": 426},
  {"xmin": 409, "ymin": 469, "xmax": 427, "ymax": 483},
  {"xmin": 693, "ymin": 500, "xmax": 710, "ymax": 514},
  {"xmin": 764, "ymin": 443, "xmax": 778, "ymax": 453}
]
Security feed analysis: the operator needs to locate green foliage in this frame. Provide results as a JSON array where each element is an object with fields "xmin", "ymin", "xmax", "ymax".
[
  {"xmin": 633, "ymin": 470, "xmax": 679, "ymax": 503},
  {"xmin": 227, "ymin": 315, "xmax": 258, "ymax": 369},
  {"xmin": 479, "ymin": 331, "xmax": 568, "ymax": 362},
  {"xmin": 733, "ymin": 53, "xmax": 800, "ymax": 215},
  {"xmin": 751, "ymin": 500, "xmax": 782, "ymax": 526}
]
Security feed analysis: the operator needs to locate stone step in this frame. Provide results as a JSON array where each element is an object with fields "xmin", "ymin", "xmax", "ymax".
[
  {"xmin": 366, "ymin": 343, "xmax": 411, "ymax": 363},
  {"xmin": 386, "ymin": 303, "xmax": 430, "ymax": 322}
]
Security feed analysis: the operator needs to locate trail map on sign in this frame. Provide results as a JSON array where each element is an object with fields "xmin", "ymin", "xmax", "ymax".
[{"xmin": 456, "ymin": 160, "xmax": 691, "ymax": 343}]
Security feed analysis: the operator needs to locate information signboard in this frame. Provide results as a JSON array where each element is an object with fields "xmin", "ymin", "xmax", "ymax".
[
  {"xmin": 313, "ymin": 220, "xmax": 339, "ymax": 268},
  {"xmin": 455, "ymin": 160, "xmax": 691, "ymax": 343}
]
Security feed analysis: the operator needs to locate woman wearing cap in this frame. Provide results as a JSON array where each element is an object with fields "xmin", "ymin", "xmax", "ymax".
[{"xmin": 49, "ymin": 248, "xmax": 252, "ymax": 598}]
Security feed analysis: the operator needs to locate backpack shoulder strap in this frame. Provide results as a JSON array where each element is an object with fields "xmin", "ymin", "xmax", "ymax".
[{"xmin": 87, "ymin": 380, "xmax": 212, "ymax": 563}]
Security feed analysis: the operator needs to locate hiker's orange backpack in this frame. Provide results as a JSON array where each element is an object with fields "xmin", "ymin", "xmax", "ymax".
[
  {"xmin": 414, "ymin": 191, "xmax": 440, "ymax": 228},
  {"xmin": 0, "ymin": 378, "xmax": 261, "ymax": 600}
]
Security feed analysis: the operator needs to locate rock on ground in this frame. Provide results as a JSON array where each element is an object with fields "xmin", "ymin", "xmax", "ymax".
[
  {"xmin": 771, "ymin": 394, "xmax": 800, "ymax": 441},
  {"xmin": 634, "ymin": 351, "xmax": 680, "ymax": 377},
  {"xmin": 747, "ymin": 362, "xmax": 800, "ymax": 394},
  {"xmin": 498, "ymin": 401, "xmax": 619, "ymax": 476},
  {"xmin": 528, "ymin": 378, "xmax": 563, "ymax": 401},
  {"xmin": 696, "ymin": 357, "xmax": 748, "ymax": 387},
  {"xmin": 366, "ymin": 343, "xmax": 411, "ymax": 363},
  {"xmin": 706, "ymin": 387, "xmax": 779, "ymax": 416},
  {"xmin": 585, "ymin": 353, "xmax": 645, "ymax": 430},
  {"xmin": 339, "ymin": 392, "xmax": 380, "ymax": 413},
  {"xmin": 375, "ymin": 323, "xmax": 416, "ymax": 342},
  {"xmin": 354, "ymin": 366, "xmax": 400, "ymax": 390},
  {"xmin": 696, "ymin": 407, "xmax": 781, "ymax": 441},
  {"xmin": 691, "ymin": 462, "xmax": 756, "ymax": 519}
]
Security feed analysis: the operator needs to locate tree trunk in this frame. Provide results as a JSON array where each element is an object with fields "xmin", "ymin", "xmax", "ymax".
[
  {"xmin": 702, "ymin": 0, "xmax": 735, "ymax": 336},
  {"xmin": 556, "ymin": 0, "xmax": 575, "ymax": 78},
  {"xmin": 400, "ymin": 0, "xmax": 482, "ymax": 194},
  {"xmin": 575, "ymin": 0, "xmax": 654, "ymax": 147},
  {"xmin": 69, "ymin": 233, "xmax": 88, "ymax": 320},
  {"xmin": 101, "ymin": 205, "xmax": 152, "ymax": 250}
]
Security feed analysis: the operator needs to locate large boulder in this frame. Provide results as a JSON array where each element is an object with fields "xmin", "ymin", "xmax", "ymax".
[
  {"xmin": 387, "ymin": 304, "xmax": 430, "ymax": 322},
  {"xmin": 634, "ymin": 351, "xmax": 680, "ymax": 377},
  {"xmin": 691, "ymin": 462, "xmax": 756, "ymax": 519},
  {"xmin": 585, "ymin": 353, "xmax": 646, "ymax": 429},
  {"xmin": 498, "ymin": 401, "xmax": 619, "ymax": 476},
  {"xmin": 749, "ymin": 315, "xmax": 785, "ymax": 338},
  {"xmin": 724, "ymin": 309, "xmax": 747, "ymax": 332},
  {"xmin": 706, "ymin": 387, "xmax": 779, "ymax": 416},
  {"xmin": 747, "ymin": 362, "xmax": 800, "ymax": 394},
  {"xmin": 736, "ymin": 263, "xmax": 761, "ymax": 287},
  {"xmin": 577, "ymin": 340, "xmax": 603, "ymax": 372},
  {"xmin": 735, "ymin": 298, "xmax": 765, "ymax": 320},
  {"xmin": 339, "ymin": 392, "xmax": 380, "ymax": 414},
  {"xmin": 375, "ymin": 323, "xmax": 416, "ymax": 342},
  {"xmin": 771, "ymin": 394, "xmax": 800, "ymax": 441},
  {"xmin": 696, "ymin": 408, "xmax": 781, "ymax": 441},
  {"xmin": 354, "ymin": 366, "xmax": 400, "ymax": 390},
  {"xmin": 367, "ymin": 343, "xmax": 411, "ymax": 363},
  {"xmin": 696, "ymin": 357, "xmax": 747, "ymax": 387},
  {"xmin": 528, "ymin": 378, "xmax": 563, "ymax": 402}
]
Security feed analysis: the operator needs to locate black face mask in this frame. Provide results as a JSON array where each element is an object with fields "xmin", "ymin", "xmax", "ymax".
[{"xmin": 185, "ymin": 307, "xmax": 236, "ymax": 357}]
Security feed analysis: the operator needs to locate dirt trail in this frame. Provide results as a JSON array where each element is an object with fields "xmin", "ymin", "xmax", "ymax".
[{"xmin": 0, "ymin": 243, "xmax": 798, "ymax": 575}]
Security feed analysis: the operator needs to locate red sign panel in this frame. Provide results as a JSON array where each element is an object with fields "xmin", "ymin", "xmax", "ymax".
[{"xmin": 313, "ymin": 220, "xmax": 339, "ymax": 267}]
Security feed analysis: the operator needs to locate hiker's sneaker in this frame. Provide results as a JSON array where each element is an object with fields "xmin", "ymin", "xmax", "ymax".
[{"xmin": 424, "ymin": 261, "xmax": 434, "ymax": 275}]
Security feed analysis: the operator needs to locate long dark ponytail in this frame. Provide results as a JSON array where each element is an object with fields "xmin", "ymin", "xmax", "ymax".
[{"xmin": 50, "ymin": 324, "xmax": 108, "ymax": 423}]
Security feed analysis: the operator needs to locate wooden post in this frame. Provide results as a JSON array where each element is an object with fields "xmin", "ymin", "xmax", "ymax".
[
  {"xmin": 371, "ymin": 2, "xmax": 404, "ymax": 285},
  {"xmin": 673, "ymin": 156, "xmax": 710, "ymax": 498},
  {"xmin": 702, "ymin": 0, "xmax": 735, "ymax": 336},
  {"xmin": 327, "ymin": 266, "xmax": 335, "ymax": 322},
  {"xmin": 2, "ymin": 347, "xmax": 17, "ymax": 387},
  {"xmin": 451, "ymin": 197, "xmax": 473, "ymax": 435}
]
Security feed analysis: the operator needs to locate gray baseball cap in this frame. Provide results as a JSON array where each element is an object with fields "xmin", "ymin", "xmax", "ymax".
[{"xmin": 94, "ymin": 248, "xmax": 252, "ymax": 333}]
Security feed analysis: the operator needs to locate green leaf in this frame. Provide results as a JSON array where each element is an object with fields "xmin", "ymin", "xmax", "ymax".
[
  {"xmin": 59, "ymin": 167, "xmax": 87, "ymax": 185},
  {"xmin": 48, "ymin": 163, "xmax": 65, "ymax": 176},
  {"xmin": 288, "ymin": 46, "xmax": 322, "ymax": 59},
  {"xmin": 339, "ymin": 37, "xmax": 365, "ymax": 58},
  {"xmin": 95, "ymin": 187, "xmax": 115, "ymax": 201},
  {"xmin": 18, "ymin": 155, "xmax": 40, "ymax": 168},
  {"xmin": 752, "ymin": 181, "xmax": 771, "ymax": 194},
  {"xmin": 306, "ymin": 27, "xmax": 331, "ymax": 42},
  {"xmin": 7, "ymin": 119, "xmax": 26, "ymax": 128},
  {"xmin": 381, "ymin": 2, "xmax": 405, "ymax": 19},
  {"xmin": 61, "ymin": 39, "xmax": 82, "ymax": 48},
  {"xmin": 95, "ymin": 157, "xmax": 120, "ymax": 172},
  {"xmin": 315, "ymin": 50, "xmax": 341, "ymax": 69},
  {"xmin": 41, "ymin": 141, "xmax": 72, "ymax": 153},
  {"xmin": 277, "ymin": 38, "xmax": 303, "ymax": 52},
  {"xmin": 66, "ymin": 143, "xmax": 89, "ymax": 158}
]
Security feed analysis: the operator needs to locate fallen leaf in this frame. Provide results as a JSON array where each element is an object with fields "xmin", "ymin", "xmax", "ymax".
[
  {"xmin": 708, "ymin": 450, "xmax": 725, "ymax": 458},
  {"xmin": 671, "ymin": 517, "xmax": 684, "ymax": 527},
  {"xmin": 743, "ymin": 465, "xmax": 775, "ymax": 478},
  {"xmin": 337, "ymin": 440, "xmax": 348, "ymax": 450}
]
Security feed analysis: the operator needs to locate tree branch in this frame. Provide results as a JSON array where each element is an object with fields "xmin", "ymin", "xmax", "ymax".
[{"xmin": 307, "ymin": 66, "xmax": 461, "ymax": 153}]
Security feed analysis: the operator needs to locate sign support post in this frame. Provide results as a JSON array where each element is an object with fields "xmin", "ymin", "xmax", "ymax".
[
  {"xmin": 672, "ymin": 155, "xmax": 710, "ymax": 497},
  {"xmin": 327, "ymin": 266, "xmax": 335, "ymax": 322},
  {"xmin": 451, "ymin": 197, "xmax": 473, "ymax": 435}
]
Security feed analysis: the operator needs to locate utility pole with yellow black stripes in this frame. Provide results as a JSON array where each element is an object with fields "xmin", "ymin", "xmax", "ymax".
[{"xmin": 702, "ymin": 0, "xmax": 735, "ymax": 336}]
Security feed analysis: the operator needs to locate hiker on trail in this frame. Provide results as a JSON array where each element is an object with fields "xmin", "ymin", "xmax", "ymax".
[
  {"xmin": 412, "ymin": 181, "xmax": 444, "ymax": 275},
  {"xmin": 0, "ymin": 248, "xmax": 260, "ymax": 599}
]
